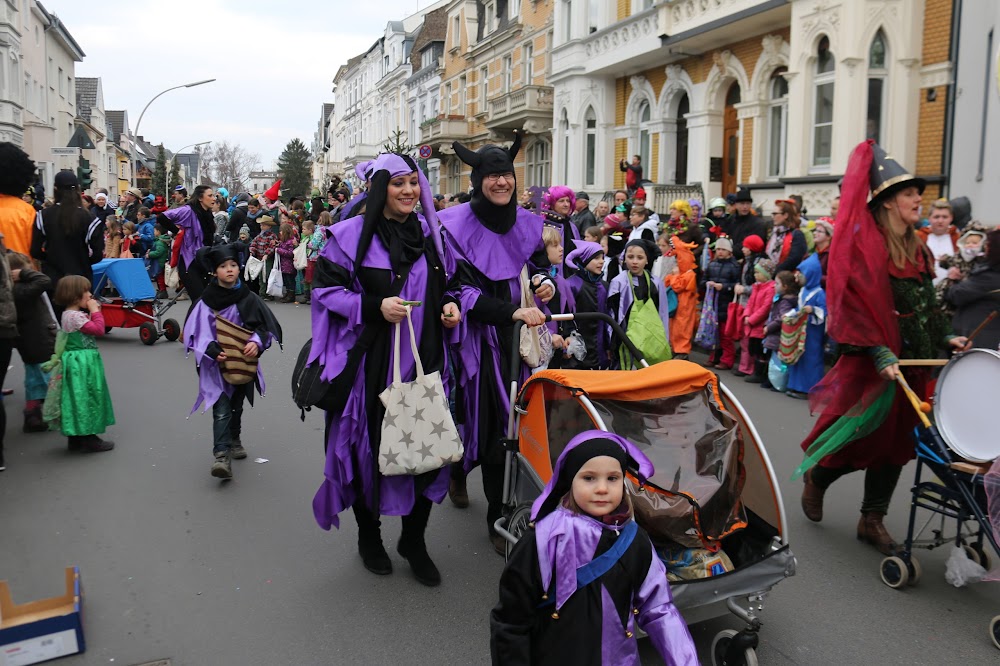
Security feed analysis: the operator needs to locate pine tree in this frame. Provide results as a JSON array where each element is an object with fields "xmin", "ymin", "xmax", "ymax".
[
  {"xmin": 151, "ymin": 145, "xmax": 168, "ymax": 198},
  {"xmin": 276, "ymin": 138, "xmax": 312, "ymax": 201},
  {"xmin": 382, "ymin": 128, "xmax": 414, "ymax": 156},
  {"xmin": 169, "ymin": 157, "xmax": 183, "ymax": 194}
]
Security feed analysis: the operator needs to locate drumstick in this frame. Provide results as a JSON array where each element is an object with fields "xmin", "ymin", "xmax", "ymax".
[
  {"xmin": 895, "ymin": 374, "xmax": 932, "ymax": 428},
  {"xmin": 898, "ymin": 359, "xmax": 949, "ymax": 367},
  {"xmin": 965, "ymin": 310, "xmax": 998, "ymax": 348}
]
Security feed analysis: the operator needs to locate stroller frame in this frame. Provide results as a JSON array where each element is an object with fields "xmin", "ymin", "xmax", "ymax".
[
  {"xmin": 493, "ymin": 313, "xmax": 795, "ymax": 666},
  {"xmin": 92, "ymin": 259, "xmax": 182, "ymax": 346}
]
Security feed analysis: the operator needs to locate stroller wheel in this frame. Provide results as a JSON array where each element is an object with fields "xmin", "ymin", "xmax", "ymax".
[
  {"xmin": 711, "ymin": 629, "xmax": 759, "ymax": 666},
  {"xmin": 906, "ymin": 555, "xmax": 922, "ymax": 586},
  {"xmin": 162, "ymin": 318, "xmax": 181, "ymax": 342},
  {"xmin": 990, "ymin": 615, "xmax": 1000, "ymax": 650},
  {"xmin": 879, "ymin": 556, "xmax": 910, "ymax": 589},
  {"xmin": 504, "ymin": 503, "xmax": 533, "ymax": 561},
  {"xmin": 138, "ymin": 322, "xmax": 158, "ymax": 346},
  {"xmin": 964, "ymin": 543, "xmax": 994, "ymax": 571}
]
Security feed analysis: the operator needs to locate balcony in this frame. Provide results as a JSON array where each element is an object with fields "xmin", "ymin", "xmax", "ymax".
[
  {"xmin": 660, "ymin": 0, "xmax": 787, "ymax": 39},
  {"xmin": 485, "ymin": 85, "xmax": 554, "ymax": 133},
  {"xmin": 420, "ymin": 117, "xmax": 469, "ymax": 145},
  {"xmin": 553, "ymin": 7, "xmax": 663, "ymax": 79}
]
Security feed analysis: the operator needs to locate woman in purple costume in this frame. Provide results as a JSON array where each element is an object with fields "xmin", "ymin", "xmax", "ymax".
[
  {"xmin": 437, "ymin": 132, "xmax": 552, "ymax": 554},
  {"xmin": 309, "ymin": 153, "xmax": 461, "ymax": 587},
  {"xmin": 155, "ymin": 185, "xmax": 219, "ymax": 306}
]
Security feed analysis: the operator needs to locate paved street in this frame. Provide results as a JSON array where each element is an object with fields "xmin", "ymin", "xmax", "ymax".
[{"xmin": 1, "ymin": 303, "xmax": 997, "ymax": 666}]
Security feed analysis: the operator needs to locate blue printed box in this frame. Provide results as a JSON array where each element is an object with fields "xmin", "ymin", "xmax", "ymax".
[{"xmin": 0, "ymin": 568, "xmax": 84, "ymax": 666}]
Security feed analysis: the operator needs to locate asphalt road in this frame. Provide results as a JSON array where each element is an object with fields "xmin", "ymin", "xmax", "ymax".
[{"xmin": 1, "ymin": 303, "xmax": 997, "ymax": 666}]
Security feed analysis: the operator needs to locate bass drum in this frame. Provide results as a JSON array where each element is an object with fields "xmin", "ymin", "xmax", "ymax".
[{"xmin": 934, "ymin": 349, "xmax": 1000, "ymax": 463}]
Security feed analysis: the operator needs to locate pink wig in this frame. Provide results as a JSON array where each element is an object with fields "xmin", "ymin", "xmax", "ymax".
[{"xmin": 544, "ymin": 186, "xmax": 576, "ymax": 212}]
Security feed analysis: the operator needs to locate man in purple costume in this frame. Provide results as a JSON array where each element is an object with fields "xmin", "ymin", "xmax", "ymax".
[
  {"xmin": 437, "ymin": 132, "xmax": 553, "ymax": 554},
  {"xmin": 309, "ymin": 153, "xmax": 461, "ymax": 587}
]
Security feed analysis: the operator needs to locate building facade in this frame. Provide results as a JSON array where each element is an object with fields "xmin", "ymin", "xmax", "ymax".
[
  {"xmin": 550, "ymin": 0, "xmax": 948, "ymax": 215},
  {"xmin": 0, "ymin": 1, "xmax": 25, "ymax": 147}
]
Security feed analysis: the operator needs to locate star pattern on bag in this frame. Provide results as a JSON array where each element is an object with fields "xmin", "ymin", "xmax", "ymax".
[{"xmin": 378, "ymin": 374, "xmax": 464, "ymax": 478}]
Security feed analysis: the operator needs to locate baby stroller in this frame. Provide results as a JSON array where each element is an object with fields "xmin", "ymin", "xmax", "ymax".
[
  {"xmin": 879, "ymin": 352, "xmax": 1000, "ymax": 650},
  {"xmin": 92, "ymin": 258, "xmax": 181, "ymax": 346},
  {"xmin": 494, "ymin": 313, "xmax": 796, "ymax": 666}
]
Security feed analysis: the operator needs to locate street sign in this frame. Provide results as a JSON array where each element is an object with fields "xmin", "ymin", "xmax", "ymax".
[
  {"xmin": 418, "ymin": 144, "xmax": 432, "ymax": 160},
  {"xmin": 66, "ymin": 126, "xmax": 95, "ymax": 149},
  {"xmin": 51, "ymin": 147, "xmax": 79, "ymax": 156}
]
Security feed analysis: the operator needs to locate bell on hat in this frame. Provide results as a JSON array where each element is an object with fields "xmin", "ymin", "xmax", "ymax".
[{"xmin": 869, "ymin": 143, "xmax": 925, "ymax": 205}]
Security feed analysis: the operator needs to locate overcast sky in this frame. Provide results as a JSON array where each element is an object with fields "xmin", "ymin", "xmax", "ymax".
[{"xmin": 49, "ymin": 0, "xmax": 433, "ymax": 167}]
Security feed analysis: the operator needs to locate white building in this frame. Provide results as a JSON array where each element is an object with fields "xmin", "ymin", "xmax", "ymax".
[
  {"xmin": 0, "ymin": 1, "xmax": 25, "ymax": 147},
  {"xmin": 311, "ymin": 102, "xmax": 336, "ymax": 191},
  {"xmin": 248, "ymin": 170, "xmax": 279, "ymax": 195},
  {"xmin": 75, "ymin": 76, "xmax": 113, "ymax": 194}
]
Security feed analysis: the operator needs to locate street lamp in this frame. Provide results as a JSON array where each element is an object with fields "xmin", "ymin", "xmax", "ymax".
[
  {"xmin": 165, "ymin": 141, "xmax": 211, "ymax": 203},
  {"xmin": 130, "ymin": 79, "xmax": 216, "ymax": 187}
]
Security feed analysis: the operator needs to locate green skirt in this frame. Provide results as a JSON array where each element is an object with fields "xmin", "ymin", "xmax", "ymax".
[{"xmin": 60, "ymin": 348, "xmax": 115, "ymax": 436}]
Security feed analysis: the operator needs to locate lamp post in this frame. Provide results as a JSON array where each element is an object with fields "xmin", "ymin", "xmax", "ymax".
[
  {"xmin": 166, "ymin": 141, "xmax": 211, "ymax": 204},
  {"xmin": 130, "ymin": 79, "xmax": 216, "ymax": 187}
]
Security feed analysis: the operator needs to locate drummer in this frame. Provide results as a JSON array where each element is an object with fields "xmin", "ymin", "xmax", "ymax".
[{"xmin": 797, "ymin": 141, "xmax": 968, "ymax": 555}]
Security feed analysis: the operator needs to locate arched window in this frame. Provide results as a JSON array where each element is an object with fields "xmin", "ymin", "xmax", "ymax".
[
  {"xmin": 560, "ymin": 109, "xmax": 570, "ymax": 182},
  {"xmin": 527, "ymin": 140, "xmax": 550, "ymax": 188},
  {"xmin": 584, "ymin": 106, "xmax": 597, "ymax": 186},
  {"xmin": 637, "ymin": 100, "xmax": 651, "ymax": 171},
  {"xmin": 767, "ymin": 68, "xmax": 788, "ymax": 178},
  {"xmin": 867, "ymin": 30, "xmax": 888, "ymax": 143},
  {"xmin": 812, "ymin": 35, "xmax": 835, "ymax": 168}
]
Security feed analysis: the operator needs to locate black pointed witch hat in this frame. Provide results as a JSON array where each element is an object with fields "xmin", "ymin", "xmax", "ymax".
[{"xmin": 869, "ymin": 142, "xmax": 925, "ymax": 205}]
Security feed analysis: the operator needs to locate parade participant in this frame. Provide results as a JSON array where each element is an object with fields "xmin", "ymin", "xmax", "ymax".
[
  {"xmin": 0, "ymin": 144, "xmax": 40, "ymax": 257},
  {"xmin": 31, "ymin": 171, "xmax": 105, "ymax": 287},
  {"xmin": 722, "ymin": 189, "xmax": 768, "ymax": 257},
  {"xmin": 438, "ymin": 134, "xmax": 550, "ymax": 553},
  {"xmin": 785, "ymin": 254, "xmax": 827, "ymax": 399},
  {"xmin": 184, "ymin": 243, "xmax": 282, "ymax": 480},
  {"xmin": 798, "ymin": 142, "xmax": 968, "ymax": 554},
  {"xmin": 742, "ymin": 259, "xmax": 776, "ymax": 384},
  {"xmin": 702, "ymin": 237, "xmax": 740, "ymax": 369},
  {"xmin": 154, "ymin": 185, "xmax": 219, "ymax": 307},
  {"xmin": 663, "ymin": 237, "xmax": 698, "ymax": 359},
  {"xmin": 46, "ymin": 275, "xmax": 115, "ymax": 453},
  {"xmin": 338, "ymin": 161, "xmax": 374, "ymax": 222},
  {"xmin": 607, "ymin": 238, "xmax": 671, "ymax": 368},
  {"xmin": 601, "ymin": 231, "xmax": 627, "ymax": 284},
  {"xmin": 310, "ymin": 153, "xmax": 461, "ymax": 586},
  {"xmin": 541, "ymin": 186, "xmax": 581, "ymax": 262},
  {"xmin": 564, "ymin": 241, "xmax": 607, "ymax": 370},
  {"xmin": 147, "ymin": 224, "xmax": 171, "ymax": 299},
  {"xmin": 490, "ymin": 431, "xmax": 698, "ymax": 666},
  {"xmin": 944, "ymin": 228, "xmax": 1000, "ymax": 351},
  {"xmin": 767, "ymin": 199, "xmax": 808, "ymax": 273}
]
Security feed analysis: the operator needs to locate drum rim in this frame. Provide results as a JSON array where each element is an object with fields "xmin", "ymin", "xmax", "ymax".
[{"xmin": 933, "ymin": 348, "xmax": 1000, "ymax": 463}]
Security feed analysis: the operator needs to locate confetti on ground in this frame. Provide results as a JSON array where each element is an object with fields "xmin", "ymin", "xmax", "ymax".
[{"xmin": 254, "ymin": 458, "xmax": 269, "ymax": 464}]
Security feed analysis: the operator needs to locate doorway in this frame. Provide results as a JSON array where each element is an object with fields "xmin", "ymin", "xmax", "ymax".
[
  {"xmin": 722, "ymin": 82, "xmax": 741, "ymax": 196},
  {"xmin": 675, "ymin": 94, "xmax": 689, "ymax": 185}
]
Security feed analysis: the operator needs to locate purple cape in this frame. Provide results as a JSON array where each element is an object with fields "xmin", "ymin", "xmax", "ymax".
[
  {"xmin": 162, "ymin": 205, "xmax": 204, "ymax": 270},
  {"xmin": 439, "ymin": 204, "xmax": 544, "ymax": 281},
  {"xmin": 309, "ymin": 214, "xmax": 457, "ymax": 530}
]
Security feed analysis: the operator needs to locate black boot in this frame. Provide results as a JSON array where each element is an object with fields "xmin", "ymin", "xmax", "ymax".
[
  {"xmin": 397, "ymin": 497, "xmax": 440, "ymax": 586},
  {"xmin": 745, "ymin": 358, "xmax": 766, "ymax": 384},
  {"xmin": 353, "ymin": 503, "xmax": 391, "ymax": 575}
]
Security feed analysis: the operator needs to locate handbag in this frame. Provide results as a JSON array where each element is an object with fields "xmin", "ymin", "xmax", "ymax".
[
  {"xmin": 266, "ymin": 257, "xmax": 284, "ymax": 297},
  {"xmin": 517, "ymin": 266, "xmax": 553, "ymax": 368},
  {"xmin": 778, "ymin": 308, "xmax": 809, "ymax": 365},
  {"xmin": 164, "ymin": 263, "xmax": 179, "ymax": 289},
  {"xmin": 293, "ymin": 241, "xmax": 308, "ymax": 270},
  {"xmin": 214, "ymin": 314, "xmax": 258, "ymax": 385},
  {"xmin": 378, "ymin": 307, "xmax": 463, "ymax": 476},
  {"xmin": 724, "ymin": 301, "xmax": 744, "ymax": 341},
  {"xmin": 664, "ymin": 285, "xmax": 678, "ymax": 317},
  {"xmin": 620, "ymin": 273, "xmax": 671, "ymax": 368},
  {"xmin": 244, "ymin": 255, "xmax": 265, "ymax": 281},
  {"xmin": 695, "ymin": 288, "xmax": 719, "ymax": 349},
  {"xmin": 291, "ymin": 339, "xmax": 340, "ymax": 415}
]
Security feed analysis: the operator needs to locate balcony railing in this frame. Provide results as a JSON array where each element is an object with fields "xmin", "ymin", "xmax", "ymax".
[
  {"xmin": 421, "ymin": 117, "xmax": 468, "ymax": 143},
  {"xmin": 487, "ymin": 85, "xmax": 554, "ymax": 124},
  {"xmin": 661, "ymin": 0, "xmax": 779, "ymax": 37}
]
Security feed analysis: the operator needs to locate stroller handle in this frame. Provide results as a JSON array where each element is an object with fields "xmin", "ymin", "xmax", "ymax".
[{"xmin": 510, "ymin": 312, "xmax": 648, "ymax": 381}]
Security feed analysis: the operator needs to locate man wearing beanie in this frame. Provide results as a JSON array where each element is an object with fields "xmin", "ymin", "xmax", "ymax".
[
  {"xmin": 721, "ymin": 189, "xmax": 767, "ymax": 257},
  {"xmin": 438, "ymin": 133, "xmax": 553, "ymax": 554}
]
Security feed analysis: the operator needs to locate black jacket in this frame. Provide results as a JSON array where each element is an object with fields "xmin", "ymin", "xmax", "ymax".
[
  {"xmin": 93, "ymin": 204, "xmax": 114, "ymax": 223},
  {"xmin": 226, "ymin": 204, "xmax": 249, "ymax": 240},
  {"xmin": 31, "ymin": 205, "xmax": 105, "ymax": 284},
  {"xmin": 701, "ymin": 257, "xmax": 741, "ymax": 320},
  {"xmin": 721, "ymin": 213, "xmax": 768, "ymax": 257},
  {"xmin": 945, "ymin": 262, "xmax": 1000, "ymax": 351},
  {"xmin": 571, "ymin": 207, "xmax": 597, "ymax": 235},
  {"xmin": 12, "ymin": 268, "xmax": 56, "ymax": 363}
]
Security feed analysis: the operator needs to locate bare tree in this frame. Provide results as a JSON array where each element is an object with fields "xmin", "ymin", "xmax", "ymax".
[{"xmin": 201, "ymin": 141, "xmax": 260, "ymax": 194}]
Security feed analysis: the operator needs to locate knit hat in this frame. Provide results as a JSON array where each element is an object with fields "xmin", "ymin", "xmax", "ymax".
[
  {"xmin": 742, "ymin": 235, "xmax": 765, "ymax": 253},
  {"xmin": 709, "ymin": 197, "xmax": 727, "ymax": 210},
  {"xmin": 453, "ymin": 131, "xmax": 522, "ymax": 234},
  {"xmin": 634, "ymin": 187, "xmax": 647, "ymax": 202},
  {"xmin": 754, "ymin": 258, "xmax": 776, "ymax": 280},
  {"xmin": 714, "ymin": 237, "xmax": 733, "ymax": 253},
  {"xmin": 239, "ymin": 224, "xmax": 250, "ymax": 237}
]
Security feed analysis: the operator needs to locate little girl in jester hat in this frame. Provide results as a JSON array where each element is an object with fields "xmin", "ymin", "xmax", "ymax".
[{"xmin": 490, "ymin": 431, "xmax": 698, "ymax": 666}]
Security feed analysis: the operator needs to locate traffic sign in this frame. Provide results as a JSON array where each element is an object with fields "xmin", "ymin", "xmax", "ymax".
[
  {"xmin": 51, "ymin": 147, "xmax": 79, "ymax": 156},
  {"xmin": 418, "ymin": 144, "xmax": 432, "ymax": 160}
]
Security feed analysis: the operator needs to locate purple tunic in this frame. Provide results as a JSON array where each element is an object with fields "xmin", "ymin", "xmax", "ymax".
[
  {"xmin": 310, "ymin": 214, "xmax": 458, "ymax": 530},
  {"xmin": 438, "ymin": 204, "xmax": 544, "ymax": 470},
  {"xmin": 161, "ymin": 205, "xmax": 204, "ymax": 269},
  {"xmin": 183, "ymin": 301, "xmax": 269, "ymax": 413}
]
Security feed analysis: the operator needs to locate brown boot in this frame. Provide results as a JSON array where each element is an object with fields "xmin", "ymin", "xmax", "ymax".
[
  {"xmin": 801, "ymin": 468, "xmax": 825, "ymax": 522},
  {"xmin": 448, "ymin": 476, "xmax": 469, "ymax": 509},
  {"xmin": 857, "ymin": 512, "xmax": 898, "ymax": 555}
]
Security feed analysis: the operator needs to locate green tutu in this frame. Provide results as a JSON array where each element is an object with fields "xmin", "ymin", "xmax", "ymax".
[{"xmin": 43, "ymin": 330, "xmax": 115, "ymax": 436}]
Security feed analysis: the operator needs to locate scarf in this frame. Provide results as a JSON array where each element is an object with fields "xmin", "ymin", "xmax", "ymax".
[
  {"xmin": 199, "ymin": 279, "xmax": 283, "ymax": 347},
  {"xmin": 375, "ymin": 214, "xmax": 425, "ymax": 274}
]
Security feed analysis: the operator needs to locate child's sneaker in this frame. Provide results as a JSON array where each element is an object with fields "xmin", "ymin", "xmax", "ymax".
[
  {"xmin": 211, "ymin": 452, "xmax": 232, "ymax": 479},
  {"xmin": 230, "ymin": 439, "xmax": 247, "ymax": 460}
]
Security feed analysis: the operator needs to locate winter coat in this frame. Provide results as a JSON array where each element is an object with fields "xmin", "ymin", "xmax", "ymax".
[
  {"xmin": 31, "ymin": 205, "xmax": 105, "ymax": 284},
  {"xmin": 743, "ymin": 280, "xmax": 775, "ymax": 339},
  {"xmin": 944, "ymin": 261, "xmax": 1000, "ymax": 351},
  {"xmin": 767, "ymin": 227, "xmax": 808, "ymax": 274},
  {"xmin": 226, "ymin": 204, "xmax": 249, "ymax": 240},
  {"xmin": 720, "ymin": 213, "xmax": 768, "ymax": 257},
  {"xmin": 700, "ymin": 257, "xmax": 741, "ymax": 321},
  {"xmin": 275, "ymin": 238, "xmax": 297, "ymax": 274},
  {"xmin": 147, "ymin": 235, "xmax": 171, "ymax": 276},
  {"xmin": 571, "ymin": 207, "xmax": 597, "ymax": 236},
  {"xmin": 12, "ymin": 267, "xmax": 55, "ymax": 362},
  {"xmin": 250, "ymin": 229, "xmax": 278, "ymax": 260},
  {"xmin": 137, "ymin": 219, "xmax": 156, "ymax": 254},
  {"xmin": 762, "ymin": 293, "xmax": 798, "ymax": 351},
  {"xmin": 105, "ymin": 232, "xmax": 123, "ymax": 258}
]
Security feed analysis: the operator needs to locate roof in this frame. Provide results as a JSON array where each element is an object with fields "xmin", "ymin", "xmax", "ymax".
[
  {"xmin": 75, "ymin": 77, "xmax": 98, "ymax": 123},
  {"xmin": 174, "ymin": 153, "xmax": 201, "ymax": 176},
  {"xmin": 322, "ymin": 102, "xmax": 335, "ymax": 123},
  {"xmin": 35, "ymin": 2, "xmax": 85, "ymax": 61},
  {"xmin": 106, "ymin": 110, "xmax": 126, "ymax": 140}
]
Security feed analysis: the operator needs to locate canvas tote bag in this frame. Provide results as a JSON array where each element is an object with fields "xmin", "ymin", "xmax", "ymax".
[
  {"xmin": 517, "ymin": 266, "xmax": 553, "ymax": 368},
  {"xmin": 214, "ymin": 314, "xmax": 258, "ymax": 385},
  {"xmin": 378, "ymin": 307, "xmax": 463, "ymax": 476}
]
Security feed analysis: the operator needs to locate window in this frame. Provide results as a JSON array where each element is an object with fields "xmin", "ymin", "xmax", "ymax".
[
  {"xmin": 588, "ymin": 0, "xmax": 600, "ymax": 34},
  {"xmin": 383, "ymin": 55, "xmax": 389, "ymax": 76},
  {"xmin": 522, "ymin": 44, "xmax": 534, "ymax": 85},
  {"xmin": 867, "ymin": 30, "xmax": 888, "ymax": 144},
  {"xmin": 562, "ymin": 0, "xmax": 573, "ymax": 42},
  {"xmin": 509, "ymin": 0, "xmax": 520, "ymax": 20},
  {"xmin": 527, "ymin": 140, "xmax": 550, "ymax": 188},
  {"xmin": 484, "ymin": 1, "xmax": 497, "ymax": 35},
  {"xmin": 978, "ymin": 29, "xmax": 994, "ymax": 181},
  {"xmin": 421, "ymin": 47, "xmax": 435, "ymax": 69},
  {"xmin": 459, "ymin": 75, "xmax": 466, "ymax": 111},
  {"xmin": 502, "ymin": 55, "xmax": 513, "ymax": 92},
  {"xmin": 637, "ymin": 100, "xmax": 651, "ymax": 171},
  {"xmin": 585, "ymin": 106, "xmax": 597, "ymax": 186},
  {"xmin": 452, "ymin": 16, "xmax": 461, "ymax": 48},
  {"xmin": 767, "ymin": 68, "xmax": 788, "ymax": 178},
  {"xmin": 480, "ymin": 66, "xmax": 489, "ymax": 112},
  {"xmin": 812, "ymin": 36, "xmax": 835, "ymax": 168},
  {"xmin": 560, "ymin": 110, "xmax": 570, "ymax": 182},
  {"xmin": 445, "ymin": 82, "xmax": 452, "ymax": 113},
  {"xmin": 58, "ymin": 67, "xmax": 65, "ymax": 97}
]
